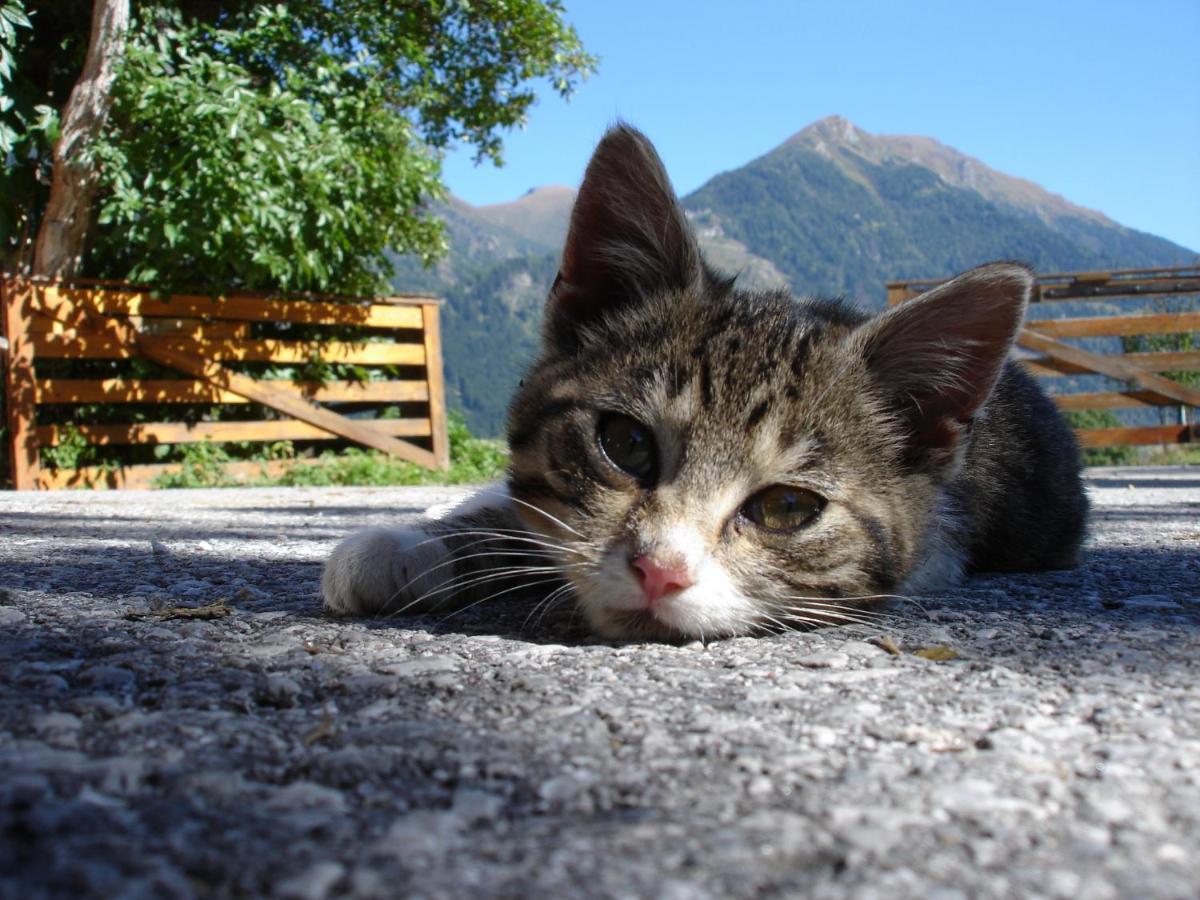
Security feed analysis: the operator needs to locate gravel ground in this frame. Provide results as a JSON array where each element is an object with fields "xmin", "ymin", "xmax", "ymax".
[{"xmin": 1, "ymin": 466, "xmax": 1198, "ymax": 899}]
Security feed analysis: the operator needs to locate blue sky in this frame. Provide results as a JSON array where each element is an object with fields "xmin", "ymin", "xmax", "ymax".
[{"xmin": 441, "ymin": 0, "xmax": 1200, "ymax": 252}]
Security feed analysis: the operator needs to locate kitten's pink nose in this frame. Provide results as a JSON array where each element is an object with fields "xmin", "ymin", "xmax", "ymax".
[{"xmin": 631, "ymin": 554, "xmax": 694, "ymax": 604}]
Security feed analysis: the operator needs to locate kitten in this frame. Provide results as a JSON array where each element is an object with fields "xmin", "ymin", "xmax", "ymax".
[{"xmin": 322, "ymin": 125, "xmax": 1088, "ymax": 641}]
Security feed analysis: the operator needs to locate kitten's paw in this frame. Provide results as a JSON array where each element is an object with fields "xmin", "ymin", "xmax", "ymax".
[{"xmin": 321, "ymin": 526, "xmax": 454, "ymax": 617}]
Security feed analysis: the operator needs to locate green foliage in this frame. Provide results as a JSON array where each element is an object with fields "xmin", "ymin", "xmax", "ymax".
[
  {"xmin": 264, "ymin": 410, "xmax": 507, "ymax": 487},
  {"xmin": 39, "ymin": 423, "xmax": 123, "ymax": 473},
  {"xmin": 90, "ymin": 6, "xmax": 445, "ymax": 293},
  {"xmin": 0, "ymin": 0, "xmax": 31, "ymax": 154},
  {"xmin": 260, "ymin": 0, "xmax": 596, "ymax": 167},
  {"xmin": 0, "ymin": 0, "xmax": 62, "ymax": 254},
  {"xmin": 41, "ymin": 423, "xmax": 89, "ymax": 471},
  {"xmin": 152, "ymin": 440, "xmax": 235, "ymax": 488},
  {"xmin": 1141, "ymin": 445, "xmax": 1200, "ymax": 465},
  {"xmin": 146, "ymin": 411, "xmax": 508, "ymax": 488},
  {"xmin": 444, "ymin": 410, "xmax": 510, "ymax": 482},
  {"xmin": 0, "ymin": 0, "xmax": 49, "ymax": 160},
  {"xmin": 1064, "ymin": 409, "xmax": 1137, "ymax": 466},
  {"xmin": 1120, "ymin": 320, "xmax": 1199, "ymax": 392},
  {"xmin": 263, "ymin": 449, "xmax": 426, "ymax": 488}
]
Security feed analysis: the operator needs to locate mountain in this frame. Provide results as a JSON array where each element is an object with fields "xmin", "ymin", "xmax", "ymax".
[
  {"xmin": 472, "ymin": 185, "xmax": 575, "ymax": 247},
  {"xmin": 392, "ymin": 116, "xmax": 1196, "ymax": 436},
  {"xmin": 685, "ymin": 116, "xmax": 1194, "ymax": 304}
]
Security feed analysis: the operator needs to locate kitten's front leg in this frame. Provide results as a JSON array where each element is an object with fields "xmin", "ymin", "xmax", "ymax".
[
  {"xmin": 322, "ymin": 525, "xmax": 456, "ymax": 617},
  {"xmin": 321, "ymin": 484, "xmax": 530, "ymax": 618}
]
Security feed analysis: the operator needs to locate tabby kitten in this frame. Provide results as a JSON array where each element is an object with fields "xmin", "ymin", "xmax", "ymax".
[{"xmin": 323, "ymin": 125, "xmax": 1088, "ymax": 641}]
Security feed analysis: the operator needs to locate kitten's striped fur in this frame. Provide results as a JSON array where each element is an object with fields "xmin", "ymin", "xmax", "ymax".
[{"xmin": 323, "ymin": 125, "xmax": 1087, "ymax": 641}]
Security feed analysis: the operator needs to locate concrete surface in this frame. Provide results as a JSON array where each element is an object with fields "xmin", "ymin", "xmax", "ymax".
[{"xmin": 0, "ymin": 467, "xmax": 1198, "ymax": 899}]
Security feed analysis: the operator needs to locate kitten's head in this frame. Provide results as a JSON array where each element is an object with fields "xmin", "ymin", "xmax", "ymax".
[{"xmin": 506, "ymin": 125, "xmax": 1031, "ymax": 641}]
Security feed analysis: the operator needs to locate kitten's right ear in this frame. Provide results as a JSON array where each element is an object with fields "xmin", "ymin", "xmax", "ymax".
[
  {"xmin": 545, "ymin": 124, "xmax": 703, "ymax": 349},
  {"xmin": 854, "ymin": 262, "xmax": 1032, "ymax": 468}
]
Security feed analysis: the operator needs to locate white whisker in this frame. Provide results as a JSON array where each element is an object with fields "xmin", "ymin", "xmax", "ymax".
[
  {"xmin": 521, "ymin": 582, "xmax": 578, "ymax": 633},
  {"xmin": 417, "ymin": 562, "xmax": 579, "ymax": 603},
  {"xmin": 384, "ymin": 535, "xmax": 582, "ymax": 604},
  {"xmin": 407, "ymin": 528, "xmax": 586, "ymax": 558},
  {"xmin": 432, "ymin": 575, "xmax": 568, "ymax": 628},
  {"xmin": 495, "ymin": 490, "xmax": 585, "ymax": 538}
]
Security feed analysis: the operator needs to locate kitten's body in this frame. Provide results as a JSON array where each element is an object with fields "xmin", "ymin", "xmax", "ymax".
[{"xmin": 323, "ymin": 126, "xmax": 1087, "ymax": 641}]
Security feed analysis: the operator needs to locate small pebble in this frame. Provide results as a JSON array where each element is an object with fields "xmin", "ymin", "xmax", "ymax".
[
  {"xmin": 0, "ymin": 607, "xmax": 27, "ymax": 626},
  {"xmin": 796, "ymin": 651, "xmax": 849, "ymax": 669}
]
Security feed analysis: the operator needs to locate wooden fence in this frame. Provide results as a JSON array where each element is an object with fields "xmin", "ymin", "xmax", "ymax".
[
  {"xmin": 1, "ymin": 276, "xmax": 449, "ymax": 489},
  {"xmin": 886, "ymin": 266, "xmax": 1200, "ymax": 449}
]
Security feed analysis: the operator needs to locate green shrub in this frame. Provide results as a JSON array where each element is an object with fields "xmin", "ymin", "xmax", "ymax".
[
  {"xmin": 41, "ymin": 424, "xmax": 91, "ymax": 471},
  {"xmin": 153, "ymin": 441, "xmax": 236, "ymax": 488},
  {"xmin": 1065, "ymin": 409, "xmax": 1138, "ymax": 467}
]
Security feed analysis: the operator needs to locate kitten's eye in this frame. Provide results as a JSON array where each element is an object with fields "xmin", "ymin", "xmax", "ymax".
[
  {"xmin": 597, "ymin": 413, "xmax": 657, "ymax": 480},
  {"xmin": 743, "ymin": 485, "xmax": 825, "ymax": 532}
]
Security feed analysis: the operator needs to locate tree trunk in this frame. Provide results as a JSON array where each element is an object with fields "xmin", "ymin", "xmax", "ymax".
[{"xmin": 31, "ymin": 0, "xmax": 130, "ymax": 278}]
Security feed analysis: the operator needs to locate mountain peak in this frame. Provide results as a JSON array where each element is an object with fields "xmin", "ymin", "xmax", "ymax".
[
  {"xmin": 789, "ymin": 115, "xmax": 951, "ymax": 162},
  {"xmin": 490, "ymin": 184, "xmax": 575, "ymax": 211},
  {"xmin": 471, "ymin": 184, "xmax": 575, "ymax": 248},
  {"xmin": 789, "ymin": 115, "xmax": 864, "ymax": 146},
  {"xmin": 783, "ymin": 116, "xmax": 1110, "ymax": 227}
]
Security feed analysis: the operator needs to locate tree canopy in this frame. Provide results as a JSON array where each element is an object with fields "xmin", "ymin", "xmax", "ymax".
[{"xmin": 1, "ymin": 0, "xmax": 594, "ymax": 293}]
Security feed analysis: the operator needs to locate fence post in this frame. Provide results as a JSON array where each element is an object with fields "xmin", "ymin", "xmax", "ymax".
[
  {"xmin": 421, "ymin": 302, "xmax": 450, "ymax": 470},
  {"xmin": 1, "ymin": 277, "xmax": 41, "ymax": 489}
]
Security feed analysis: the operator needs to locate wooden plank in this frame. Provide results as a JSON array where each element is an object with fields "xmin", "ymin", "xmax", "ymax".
[
  {"xmin": 1022, "ymin": 350, "xmax": 1200, "ymax": 378},
  {"xmin": 1026, "ymin": 312, "xmax": 1200, "ymax": 339},
  {"xmin": 1075, "ymin": 425, "xmax": 1198, "ymax": 448},
  {"xmin": 1052, "ymin": 390, "xmax": 1177, "ymax": 411},
  {"xmin": 1, "ymin": 278, "xmax": 41, "ymax": 489},
  {"xmin": 951, "ymin": 266, "xmax": 1198, "ymax": 283},
  {"xmin": 888, "ymin": 267, "xmax": 1200, "ymax": 303},
  {"xmin": 37, "ymin": 417, "xmax": 431, "ymax": 446},
  {"xmin": 36, "ymin": 457, "xmax": 321, "ymax": 490},
  {"xmin": 35, "ymin": 378, "xmax": 428, "ymax": 405},
  {"xmin": 1034, "ymin": 266, "xmax": 1199, "ymax": 280},
  {"xmin": 29, "ymin": 314, "xmax": 248, "ymax": 339},
  {"xmin": 137, "ymin": 336, "xmax": 439, "ymax": 467},
  {"xmin": 885, "ymin": 267, "xmax": 1200, "ymax": 295},
  {"xmin": 31, "ymin": 333, "xmax": 426, "ymax": 365},
  {"xmin": 35, "ymin": 284, "xmax": 426, "ymax": 328},
  {"xmin": 31, "ymin": 274, "xmax": 436, "ymax": 300},
  {"xmin": 885, "ymin": 286, "xmax": 917, "ymax": 307},
  {"xmin": 1033, "ymin": 281, "xmax": 1200, "ymax": 303},
  {"xmin": 1021, "ymin": 359, "xmax": 1075, "ymax": 378},
  {"xmin": 135, "ymin": 316, "xmax": 250, "ymax": 338},
  {"xmin": 422, "ymin": 303, "xmax": 450, "ymax": 470},
  {"xmin": 1016, "ymin": 329, "xmax": 1200, "ymax": 408}
]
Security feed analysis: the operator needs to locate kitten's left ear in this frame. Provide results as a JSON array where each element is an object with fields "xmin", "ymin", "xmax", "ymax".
[
  {"xmin": 545, "ymin": 124, "xmax": 705, "ymax": 348},
  {"xmin": 855, "ymin": 262, "xmax": 1032, "ymax": 466}
]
